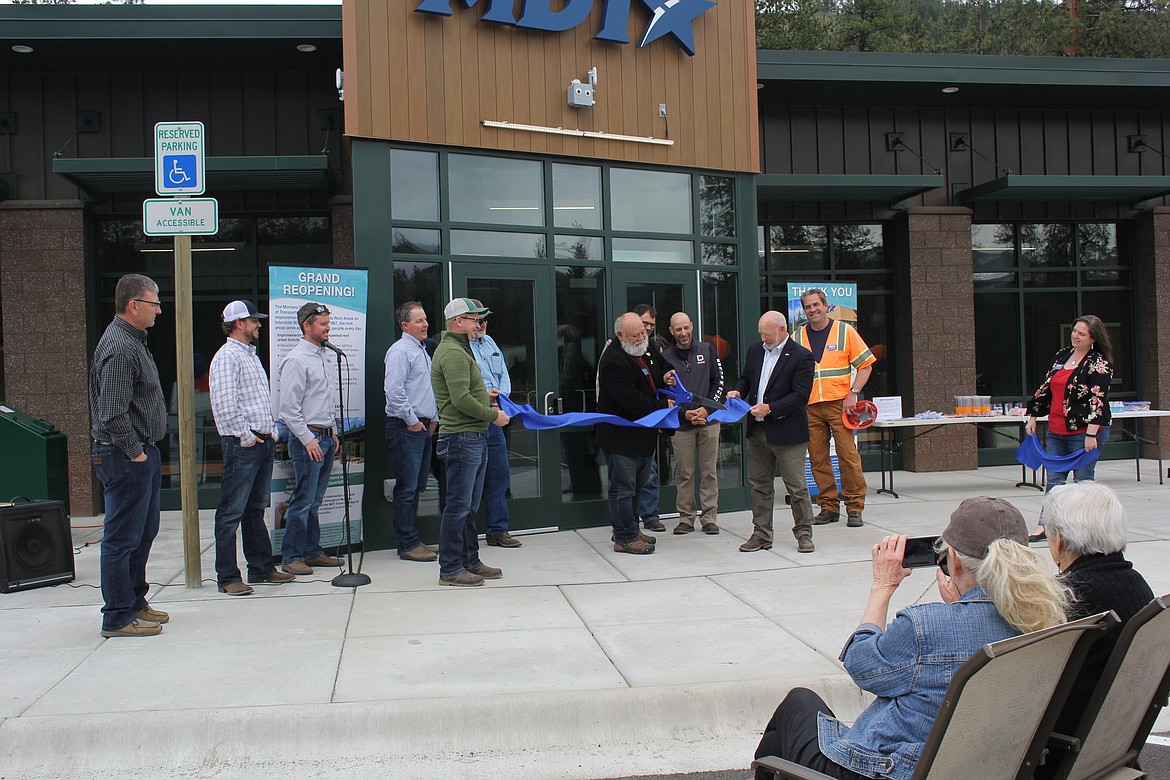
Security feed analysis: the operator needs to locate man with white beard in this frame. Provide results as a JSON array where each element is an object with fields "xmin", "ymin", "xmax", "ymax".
[{"xmin": 596, "ymin": 313, "xmax": 674, "ymax": 555}]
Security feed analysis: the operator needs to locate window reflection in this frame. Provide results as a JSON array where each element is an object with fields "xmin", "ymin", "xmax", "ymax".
[
  {"xmin": 553, "ymin": 235, "xmax": 601, "ymax": 261},
  {"xmin": 610, "ymin": 168, "xmax": 691, "ymax": 233},
  {"xmin": 612, "ymin": 238, "xmax": 692, "ymax": 264},
  {"xmin": 392, "ymin": 227, "xmax": 441, "ymax": 254},
  {"xmin": 768, "ymin": 225, "xmax": 827, "ymax": 271},
  {"xmin": 451, "ymin": 230, "xmax": 547, "ymax": 258},
  {"xmin": 390, "ymin": 149, "xmax": 439, "ymax": 222},
  {"xmin": 700, "ymin": 175, "xmax": 736, "ymax": 237},
  {"xmin": 702, "ymin": 243, "xmax": 736, "ymax": 266},
  {"xmin": 552, "ymin": 163, "xmax": 602, "ymax": 230},
  {"xmin": 450, "ymin": 154, "xmax": 543, "ymax": 226}
]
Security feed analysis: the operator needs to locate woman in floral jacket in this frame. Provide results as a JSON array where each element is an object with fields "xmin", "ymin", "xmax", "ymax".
[{"xmin": 1025, "ymin": 314, "xmax": 1114, "ymax": 539}]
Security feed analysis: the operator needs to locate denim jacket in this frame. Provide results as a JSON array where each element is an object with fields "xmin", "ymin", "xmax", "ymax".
[{"xmin": 818, "ymin": 587, "xmax": 1020, "ymax": 780}]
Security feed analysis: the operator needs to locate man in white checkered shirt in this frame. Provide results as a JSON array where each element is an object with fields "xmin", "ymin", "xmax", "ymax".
[{"xmin": 208, "ymin": 300, "xmax": 295, "ymax": 596}]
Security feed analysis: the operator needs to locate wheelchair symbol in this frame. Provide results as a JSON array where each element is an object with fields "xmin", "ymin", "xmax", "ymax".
[
  {"xmin": 161, "ymin": 154, "xmax": 198, "ymax": 190},
  {"xmin": 168, "ymin": 159, "xmax": 191, "ymax": 185}
]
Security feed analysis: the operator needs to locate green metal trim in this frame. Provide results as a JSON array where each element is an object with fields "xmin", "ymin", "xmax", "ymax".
[
  {"xmin": 757, "ymin": 51, "xmax": 1170, "ymax": 89},
  {"xmin": 52, "ymin": 155, "xmax": 332, "ymax": 194},
  {"xmin": 0, "ymin": 5, "xmax": 341, "ymax": 40},
  {"xmin": 957, "ymin": 175, "xmax": 1170, "ymax": 203},
  {"xmin": 757, "ymin": 174, "xmax": 944, "ymax": 203}
]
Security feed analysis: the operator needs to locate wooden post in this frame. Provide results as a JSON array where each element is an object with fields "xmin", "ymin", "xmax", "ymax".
[{"xmin": 173, "ymin": 232, "xmax": 202, "ymax": 588}]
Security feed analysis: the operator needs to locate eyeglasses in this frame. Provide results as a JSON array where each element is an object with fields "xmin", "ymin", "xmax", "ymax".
[
  {"xmin": 133, "ymin": 298, "xmax": 162, "ymax": 309},
  {"xmin": 938, "ymin": 551, "xmax": 950, "ymax": 577},
  {"xmin": 460, "ymin": 316, "xmax": 486, "ymax": 324}
]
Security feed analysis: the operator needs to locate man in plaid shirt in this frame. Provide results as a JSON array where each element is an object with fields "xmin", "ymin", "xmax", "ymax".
[
  {"xmin": 209, "ymin": 300, "xmax": 296, "ymax": 596},
  {"xmin": 89, "ymin": 274, "xmax": 169, "ymax": 638}
]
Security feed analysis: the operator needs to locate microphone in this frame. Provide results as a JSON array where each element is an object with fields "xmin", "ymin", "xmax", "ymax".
[{"xmin": 321, "ymin": 339, "xmax": 346, "ymax": 357}]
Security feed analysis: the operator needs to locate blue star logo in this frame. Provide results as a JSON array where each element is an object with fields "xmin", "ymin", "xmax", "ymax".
[{"xmin": 637, "ymin": 0, "xmax": 717, "ymax": 56}]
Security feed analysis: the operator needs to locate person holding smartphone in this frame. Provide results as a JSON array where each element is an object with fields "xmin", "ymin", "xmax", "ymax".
[{"xmin": 752, "ymin": 497, "xmax": 1068, "ymax": 780}]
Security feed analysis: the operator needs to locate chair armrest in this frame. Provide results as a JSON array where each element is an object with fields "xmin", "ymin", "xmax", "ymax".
[{"xmin": 752, "ymin": 756, "xmax": 834, "ymax": 780}]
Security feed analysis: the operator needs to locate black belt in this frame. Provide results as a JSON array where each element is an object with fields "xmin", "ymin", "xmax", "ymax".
[
  {"xmin": 308, "ymin": 424, "xmax": 334, "ymax": 435},
  {"xmin": 250, "ymin": 429, "xmax": 273, "ymax": 441},
  {"xmin": 417, "ymin": 417, "xmax": 432, "ymax": 427}
]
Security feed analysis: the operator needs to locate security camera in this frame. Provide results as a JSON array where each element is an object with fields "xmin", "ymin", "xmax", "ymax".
[{"xmin": 335, "ymin": 68, "xmax": 344, "ymax": 102}]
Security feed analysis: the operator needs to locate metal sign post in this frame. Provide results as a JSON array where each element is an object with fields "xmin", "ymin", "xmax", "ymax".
[{"xmin": 151, "ymin": 121, "xmax": 214, "ymax": 589}]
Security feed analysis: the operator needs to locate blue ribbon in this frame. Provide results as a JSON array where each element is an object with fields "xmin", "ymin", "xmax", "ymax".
[
  {"xmin": 1015, "ymin": 433, "xmax": 1101, "ymax": 472},
  {"xmin": 496, "ymin": 393, "xmax": 753, "ymax": 430}
]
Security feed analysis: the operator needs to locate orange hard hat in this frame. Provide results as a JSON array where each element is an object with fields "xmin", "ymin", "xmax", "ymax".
[{"xmin": 843, "ymin": 400, "xmax": 879, "ymax": 430}]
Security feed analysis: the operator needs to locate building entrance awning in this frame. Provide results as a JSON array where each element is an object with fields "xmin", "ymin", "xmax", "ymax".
[
  {"xmin": 756, "ymin": 173, "xmax": 944, "ymax": 203},
  {"xmin": 957, "ymin": 175, "xmax": 1170, "ymax": 204},
  {"xmin": 52, "ymin": 155, "xmax": 333, "ymax": 194}
]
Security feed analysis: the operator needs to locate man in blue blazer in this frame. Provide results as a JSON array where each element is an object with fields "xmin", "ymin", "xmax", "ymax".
[{"xmin": 727, "ymin": 311, "xmax": 817, "ymax": 553}]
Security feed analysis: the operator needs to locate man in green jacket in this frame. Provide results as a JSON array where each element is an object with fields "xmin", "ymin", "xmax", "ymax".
[{"xmin": 430, "ymin": 298, "xmax": 512, "ymax": 586}]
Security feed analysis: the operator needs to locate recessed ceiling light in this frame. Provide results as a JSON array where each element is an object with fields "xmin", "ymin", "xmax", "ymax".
[
  {"xmin": 297, "ymin": 44, "xmax": 318, "ymax": 53},
  {"xmin": 942, "ymin": 86, "xmax": 960, "ymax": 94},
  {"xmin": 12, "ymin": 45, "xmax": 34, "ymax": 54},
  {"xmin": 757, "ymin": 83, "xmax": 765, "ymax": 90}
]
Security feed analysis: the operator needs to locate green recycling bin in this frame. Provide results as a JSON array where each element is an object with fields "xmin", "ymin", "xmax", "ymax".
[{"xmin": 0, "ymin": 405, "xmax": 70, "ymax": 515}]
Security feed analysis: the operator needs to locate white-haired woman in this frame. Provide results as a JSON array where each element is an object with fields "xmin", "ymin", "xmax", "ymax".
[
  {"xmin": 753, "ymin": 497, "xmax": 1068, "ymax": 780},
  {"xmin": 1042, "ymin": 482, "xmax": 1153, "ymax": 745}
]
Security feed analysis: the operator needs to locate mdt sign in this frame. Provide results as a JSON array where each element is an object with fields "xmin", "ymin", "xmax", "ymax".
[{"xmin": 415, "ymin": 0, "xmax": 716, "ymax": 56}]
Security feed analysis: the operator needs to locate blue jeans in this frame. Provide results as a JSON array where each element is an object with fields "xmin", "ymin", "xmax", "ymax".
[
  {"xmin": 638, "ymin": 456, "xmax": 661, "ymax": 525},
  {"xmin": 386, "ymin": 419, "xmax": 432, "ymax": 553},
  {"xmin": 603, "ymin": 449, "xmax": 654, "ymax": 543},
  {"xmin": 214, "ymin": 436, "xmax": 277, "ymax": 585},
  {"xmin": 1045, "ymin": 425, "xmax": 1111, "ymax": 493},
  {"xmin": 92, "ymin": 443, "xmax": 161, "ymax": 631},
  {"xmin": 282, "ymin": 432, "xmax": 336, "ymax": 563},
  {"xmin": 436, "ymin": 431, "xmax": 488, "ymax": 577},
  {"xmin": 483, "ymin": 423, "xmax": 511, "ymax": 535}
]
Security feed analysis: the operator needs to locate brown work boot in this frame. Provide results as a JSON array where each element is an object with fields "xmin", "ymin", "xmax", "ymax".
[
  {"xmin": 467, "ymin": 563, "xmax": 503, "ymax": 579},
  {"xmin": 398, "ymin": 545, "xmax": 438, "ymax": 562},
  {"xmin": 847, "ymin": 512, "xmax": 864, "ymax": 527},
  {"xmin": 673, "ymin": 523, "xmax": 694, "ymax": 535},
  {"xmin": 486, "ymin": 532, "xmax": 523, "ymax": 548},
  {"xmin": 101, "ymin": 619, "xmax": 162, "ymax": 638},
  {"xmin": 643, "ymin": 519, "xmax": 666, "ymax": 532},
  {"xmin": 739, "ymin": 535, "xmax": 773, "ymax": 552},
  {"xmin": 796, "ymin": 536, "xmax": 815, "ymax": 553},
  {"xmin": 701, "ymin": 523, "xmax": 720, "ymax": 535},
  {"xmin": 613, "ymin": 538, "xmax": 656, "ymax": 554},
  {"xmin": 136, "ymin": 605, "xmax": 169, "ymax": 624},
  {"xmin": 248, "ymin": 569, "xmax": 296, "ymax": 584},
  {"xmin": 218, "ymin": 581, "xmax": 254, "ymax": 596},
  {"xmin": 282, "ymin": 560, "xmax": 313, "ymax": 575},
  {"xmin": 305, "ymin": 554, "xmax": 344, "ymax": 567},
  {"xmin": 813, "ymin": 510, "xmax": 840, "ymax": 525},
  {"xmin": 612, "ymin": 531, "xmax": 656, "ymax": 545},
  {"xmin": 438, "ymin": 570, "xmax": 485, "ymax": 587}
]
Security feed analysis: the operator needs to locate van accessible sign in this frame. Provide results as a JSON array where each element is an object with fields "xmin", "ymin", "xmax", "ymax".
[
  {"xmin": 415, "ymin": 0, "xmax": 716, "ymax": 57},
  {"xmin": 142, "ymin": 198, "xmax": 219, "ymax": 236}
]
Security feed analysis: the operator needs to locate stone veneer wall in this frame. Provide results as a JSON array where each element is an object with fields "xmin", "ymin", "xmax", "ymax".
[
  {"xmin": 1134, "ymin": 206, "xmax": 1170, "ymax": 460},
  {"xmin": 331, "ymin": 196, "xmax": 353, "ymax": 267},
  {"xmin": 897, "ymin": 206, "xmax": 978, "ymax": 471},
  {"xmin": 0, "ymin": 200, "xmax": 96, "ymax": 513}
]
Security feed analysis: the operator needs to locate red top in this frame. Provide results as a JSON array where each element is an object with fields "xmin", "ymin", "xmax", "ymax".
[{"xmin": 1048, "ymin": 367, "xmax": 1073, "ymax": 434}]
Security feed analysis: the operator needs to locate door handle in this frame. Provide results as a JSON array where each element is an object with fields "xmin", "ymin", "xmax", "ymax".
[{"xmin": 543, "ymin": 391, "xmax": 557, "ymax": 415}]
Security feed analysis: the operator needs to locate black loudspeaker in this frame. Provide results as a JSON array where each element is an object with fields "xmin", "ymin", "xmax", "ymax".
[{"xmin": 0, "ymin": 500, "xmax": 75, "ymax": 593}]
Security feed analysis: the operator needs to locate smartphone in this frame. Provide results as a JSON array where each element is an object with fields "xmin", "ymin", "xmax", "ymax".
[{"xmin": 902, "ymin": 535, "xmax": 940, "ymax": 569}]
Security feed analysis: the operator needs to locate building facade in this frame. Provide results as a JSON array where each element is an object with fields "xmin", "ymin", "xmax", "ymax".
[{"xmin": 2, "ymin": 4, "xmax": 1168, "ymax": 550}]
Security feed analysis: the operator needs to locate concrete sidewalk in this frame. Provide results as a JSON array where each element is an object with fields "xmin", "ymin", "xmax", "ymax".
[{"xmin": 2, "ymin": 462, "xmax": 1169, "ymax": 779}]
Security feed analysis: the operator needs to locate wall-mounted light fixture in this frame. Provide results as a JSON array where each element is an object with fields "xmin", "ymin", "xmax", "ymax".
[
  {"xmin": 885, "ymin": 132, "xmax": 942, "ymax": 175},
  {"xmin": 950, "ymin": 132, "xmax": 1012, "ymax": 175},
  {"xmin": 567, "ymin": 66, "xmax": 598, "ymax": 109},
  {"xmin": 1129, "ymin": 135, "xmax": 1170, "ymax": 160}
]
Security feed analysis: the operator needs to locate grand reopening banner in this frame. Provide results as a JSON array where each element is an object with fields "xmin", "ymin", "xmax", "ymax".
[{"xmin": 267, "ymin": 266, "xmax": 368, "ymax": 554}]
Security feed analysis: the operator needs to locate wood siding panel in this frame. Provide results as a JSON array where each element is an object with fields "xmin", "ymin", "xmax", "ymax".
[{"xmin": 343, "ymin": 0, "xmax": 758, "ymax": 172}]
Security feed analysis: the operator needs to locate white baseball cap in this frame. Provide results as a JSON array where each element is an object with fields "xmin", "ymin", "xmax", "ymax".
[{"xmin": 222, "ymin": 300, "xmax": 267, "ymax": 322}]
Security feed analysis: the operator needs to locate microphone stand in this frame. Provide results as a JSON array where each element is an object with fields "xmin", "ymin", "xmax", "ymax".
[{"xmin": 329, "ymin": 347, "xmax": 371, "ymax": 588}]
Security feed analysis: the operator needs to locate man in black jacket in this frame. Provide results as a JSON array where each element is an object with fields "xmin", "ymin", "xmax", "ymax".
[
  {"xmin": 597, "ymin": 313, "xmax": 673, "ymax": 554},
  {"xmin": 662, "ymin": 311, "xmax": 724, "ymax": 535},
  {"xmin": 728, "ymin": 311, "xmax": 817, "ymax": 553}
]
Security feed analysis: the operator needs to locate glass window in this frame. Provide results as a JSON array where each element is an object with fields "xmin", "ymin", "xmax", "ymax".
[
  {"xmin": 700, "ymin": 175, "xmax": 736, "ymax": 237},
  {"xmin": 553, "ymin": 234, "xmax": 602, "ymax": 261},
  {"xmin": 768, "ymin": 225, "xmax": 827, "ymax": 271},
  {"xmin": 552, "ymin": 163, "xmax": 602, "ymax": 230},
  {"xmin": 701, "ymin": 243, "xmax": 736, "ymax": 266},
  {"xmin": 390, "ymin": 149, "xmax": 439, "ymax": 222},
  {"xmin": 610, "ymin": 168, "xmax": 691, "ymax": 233},
  {"xmin": 832, "ymin": 225, "xmax": 883, "ymax": 270},
  {"xmin": 450, "ymin": 229, "xmax": 547, "ymax": 258},
  {"xmin": 701, "ymin": 270, "xmax": 743, "ymax": 490},
  {"xmin": 1079, "ymin": 224, "xmax": 1123, "ymax": 266},
  {"xmin": 556, "ymin": 265, "xmax": 607, "ymax": 503},
  {"xmin": 257, "ymin": 216, "xmax": 331, "ymax": 266},
  {"xmin": 612, "ymin": 238, "xmax": 693, "ymax": 264},
  {"xmin": 449, "ymin": 154, "xmax": 543, "ymax": 226},
  {"xmin": 392, "ymin": 262, "xmax": 443, "ymax": 340},
  {"xmin": 392, "ymin": 227, "xmax": 441, "ymax": 255}
]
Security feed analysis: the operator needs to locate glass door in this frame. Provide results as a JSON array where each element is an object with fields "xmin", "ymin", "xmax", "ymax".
[
  {"xmin": 609, "ymin": 267, "xmax": 700, "ymax": 519},
  {"xmin": 451, "ymin": 263, "xmax": 560, "ymax": 532}
]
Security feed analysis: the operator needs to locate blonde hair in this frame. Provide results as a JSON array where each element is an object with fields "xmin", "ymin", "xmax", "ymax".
[{"xmin": 955, "ymin": 538, "xmax": 1070, "ymax": 634}]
